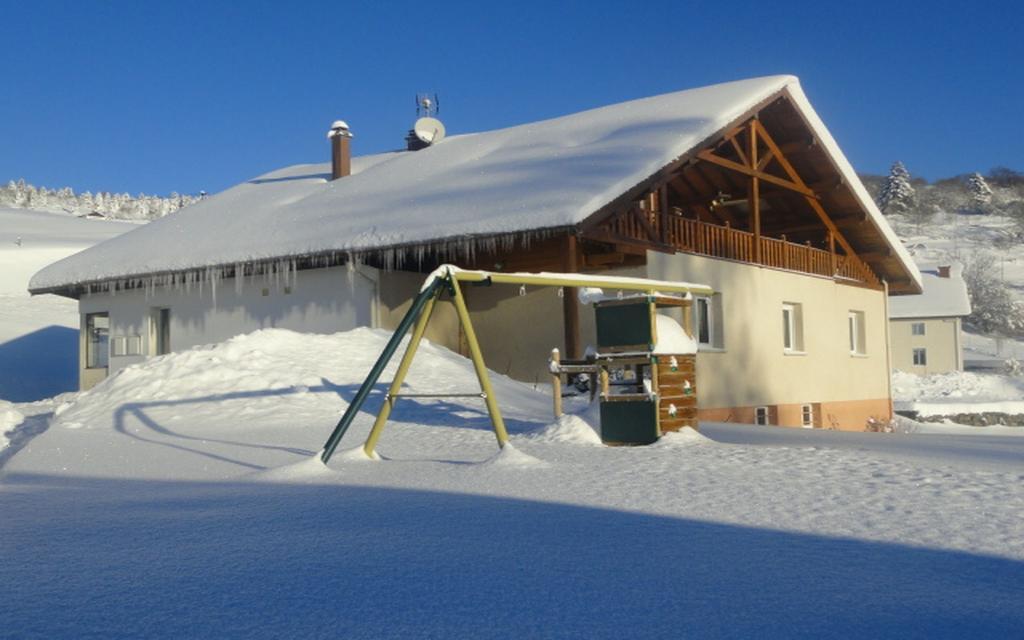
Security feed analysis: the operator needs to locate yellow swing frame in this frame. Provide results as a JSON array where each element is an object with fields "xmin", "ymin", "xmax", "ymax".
[{"xmin": 320, "ymin": 265, "xmax": 713, "ymax": 462}]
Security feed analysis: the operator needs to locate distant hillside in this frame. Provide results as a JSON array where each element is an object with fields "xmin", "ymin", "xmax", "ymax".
[
  {"xmin": 0, "ymin": 178, "xmax": 205, "ymax": 221},
  {"xmin": 870, "ymin": 165, "xmax": 1024, "ymax": 342}
]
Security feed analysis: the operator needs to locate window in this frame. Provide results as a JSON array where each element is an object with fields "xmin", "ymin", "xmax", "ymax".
[
  {"xmin": 755, "ymin": 406, "xmax": 771, "ymax": 425},
  {"xmin": 150, "ymin": 308, "xmax": 171, "ymax": 356},
  {"xmin": 85, "ymin": 313, "xmax": 109, "ymax": 369},
  {"xmin": 692, "ymin": 294, "xmax": 724, "ymax": 349},
  {"xmin": 913, "ymin": 348, "xmax": 927, "ymax": 366},
  {"xmin": 111, "ymin": 335, "xmax": 143, "ymax": 357},
  {"xmin": 782, "ymin": 302, "xmax": 804, "ymax": 352},
  {"xmin": 911, "ymin": 322, "xmax": 926, "ymax": 336},
  {"xmin": 848, "ymin": 310, "xmax": 866, "ymax": 355},
  {"xmin": 696, "ymin": 297, "xmax": 711, "ymax": 345},
  {"xmin": 801, "ymin": 404, "xmax": 814, "ymax": 428}
]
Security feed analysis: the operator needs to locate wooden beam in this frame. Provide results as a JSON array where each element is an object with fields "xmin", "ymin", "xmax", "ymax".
[
  {"xmin": 756, "ymin": 148, "xmax": 775, "ymax": 172},
  {"xmin": 630, "ymin": 207, "xmax": 661, "ymax": 243},
  {"xmin": 697, "ymin": 149, "xmax": 816, "ymax": 197},
  {"xmin": 749, "ymin": 120, "xmax": 761, "ymax": 263},
  {"xmin": 581, "ymin": 229, "xmax": 674, "ymax": 254},
  {"xmin": 729, "ymin": 135, "xmax": 749, "ymax": 167},
  {"xmin": 750, "ymin": 120, "xmax": 861, "ymax": 261},
  {"xmin": 584, "ymin": 252, "xmax": 626, "ymax": 267},
  {"xmin": 658, "ymin": 185, "xmax": 670, "ymax": 243},
  {"xmin": 562, "ymin": 234, "xmax": 580, "ymax": 360}
]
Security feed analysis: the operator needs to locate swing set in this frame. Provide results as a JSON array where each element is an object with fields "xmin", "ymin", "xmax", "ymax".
[{"xmin": 320, "ymin": 265, "xmax": 712, "ymax": 463}]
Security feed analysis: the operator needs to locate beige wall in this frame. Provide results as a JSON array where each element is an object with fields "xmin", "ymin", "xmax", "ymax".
[
  {"xmin": 642, "ymin": 252, "xmax": 891, "ymax": 429},
  {"xmin": 889, "ymin": 317, "xmax": 962, "ymax": 374},
  {"xmin": 376, "ymin": 254, "xmax": 892, "ymax": 430}
]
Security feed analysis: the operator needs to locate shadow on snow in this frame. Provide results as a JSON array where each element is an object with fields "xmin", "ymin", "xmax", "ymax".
[{"xmin": 2, "ymin": 473, "xmax": 1023, "ymax": 639}]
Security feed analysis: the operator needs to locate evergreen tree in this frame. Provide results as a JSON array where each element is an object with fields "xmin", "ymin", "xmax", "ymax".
[
  {"xmin": 878, "ymin": 161, "xmax": 916, "ymax": 215},
  {"xmin": 967, "ymin": 172, "xmax": 993, "ymax": 213}
]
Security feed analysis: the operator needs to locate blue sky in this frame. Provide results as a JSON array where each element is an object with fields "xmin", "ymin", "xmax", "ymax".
[{"xmin": 2, "ymin": 0, "xmax": 1021, "ymax": 196}]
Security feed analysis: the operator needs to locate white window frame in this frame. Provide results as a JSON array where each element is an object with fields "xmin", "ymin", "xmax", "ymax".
[
  {"xmin": 755, "ymin": 406, "xmax": 771, "ymax": 426},
  {"xmin": 913, "ymin": 348, "xmax": 927, "ymax": 366},
  {"xmin": 911, "ymin": 322, "xmax": 926, "ymax": 336},
  {"xmin": 695, "ymin": 296, "xmax": 713, "ymax": 347},
  {"xmin": 85, "ymin": 312, "xmax": 110, "ymax": 370},
  {"xmin": 848, "ymin": 310, "xmax": 866, "ymax": 355},
  {"xmin": 801, "ymin": 404, "xmax": 814, "ymax": 428},
  {"xmin": 782, "ymin": 303, "xmax": 803, "ymax": 353}
]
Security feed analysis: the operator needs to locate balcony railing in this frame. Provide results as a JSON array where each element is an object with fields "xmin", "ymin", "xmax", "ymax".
[{"xmin": 603, "ymin": 213, "xmax": 881, "ymax": 288}]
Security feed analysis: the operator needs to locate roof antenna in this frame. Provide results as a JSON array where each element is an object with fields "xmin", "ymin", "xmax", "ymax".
[{"xmin": 406, "ymin": 92, "xmax": 446, "ymax": 151}]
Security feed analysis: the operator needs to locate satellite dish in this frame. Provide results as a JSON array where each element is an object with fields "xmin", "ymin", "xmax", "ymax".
[{"xmin": 413, "ymin": 116, "xmax": 446, "ymax": 145}]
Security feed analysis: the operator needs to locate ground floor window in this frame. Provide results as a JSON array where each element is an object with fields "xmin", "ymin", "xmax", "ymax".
[
  {"xmin": 151, "ymin": 307, "xmax": 171, "ymax": 355},
  {"xmin": 913, "ymin": 348, "xmax": 927, "ymax": 366},
  {"xmin": 801, "ymin": 404, "xmax": 814, "ymax": 427},
  {"xmin": 85, "ymin": 312, "xmax": 109, "ymax": 369},
  {"xmin": 755, "ymin": 406, "xmax": 771, "ymax": 425}
]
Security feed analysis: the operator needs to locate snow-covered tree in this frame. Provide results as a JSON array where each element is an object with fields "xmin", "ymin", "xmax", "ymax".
[
  {"xmin": 878, "ymin": 161, "xmax": 916, "ymax": 216},
  {"xmin": 963, "ymin": 252, "xmax": 1024, "ymax": 336},
  {"xmin": 966, "ymin": 172, "xmax": 993, "ymax": 214}
]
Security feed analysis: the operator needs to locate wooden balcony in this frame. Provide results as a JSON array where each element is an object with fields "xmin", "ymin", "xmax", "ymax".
[{"xmin": 596, "ymin": 212, "xmax": 881, "ymax": 288}]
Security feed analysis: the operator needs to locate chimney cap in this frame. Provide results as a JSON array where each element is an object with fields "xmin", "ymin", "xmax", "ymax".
[{"xmin": 327, "ymin": 120, "xmax": 352, "ymax": 139}]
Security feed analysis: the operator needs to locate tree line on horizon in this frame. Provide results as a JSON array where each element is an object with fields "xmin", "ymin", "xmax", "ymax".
[
  {"xmin": 0, "ymin": 178, "xmax": 205, "ymax": 221},
  {"xmin": 868, "ymin": 163, "xmax": 1024, "ymax": 340}
]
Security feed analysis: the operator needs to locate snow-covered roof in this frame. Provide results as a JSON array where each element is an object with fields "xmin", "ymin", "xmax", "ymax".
[
  {"xmin": 889, "ymin": 263, "xmax": 971, "ymax": 319},
  {"xmin": 31, "ymin": 75, "xmax": 919, "ymax": 294}
]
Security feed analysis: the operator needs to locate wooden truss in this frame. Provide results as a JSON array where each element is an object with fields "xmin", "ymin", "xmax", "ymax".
[{"xmin": 696, "ymin": 118, "xmax": 859, "ymax": 265}]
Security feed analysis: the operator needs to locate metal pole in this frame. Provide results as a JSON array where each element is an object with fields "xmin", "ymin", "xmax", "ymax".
[
  {"xmin": 449, "ymin": 273, "xmax": 509, "ymax": 447},
  {"xmin": 363, "ymin": 293, "xmax": 439, "ymax": 457},
  {"xmin": 321, "ymin": 276, "xmax": 444, "ymax": 463}
]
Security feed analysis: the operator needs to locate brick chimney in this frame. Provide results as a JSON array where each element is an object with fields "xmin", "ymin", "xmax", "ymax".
[
  {"xmin": 327, "ymin": 120, "xmax": 352, "ymax": 180},
  {"xmin": 937, "ymin": 265, "xmax": 951, "ymax": 278}
]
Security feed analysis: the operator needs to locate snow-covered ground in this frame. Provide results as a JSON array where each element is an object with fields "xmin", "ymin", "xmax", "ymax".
[
  {"xmin": 0, "ymin": 207, "xmax": 135, "ymax": 401},
  {"xmin": 893, "ymin": 369, "xmax": 1024, "ymax": 419},
  {"xmin": 3, "ymin": 327, "xmax": 1022, "ymax": 637}
]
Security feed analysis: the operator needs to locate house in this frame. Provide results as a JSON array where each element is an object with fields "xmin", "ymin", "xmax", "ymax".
[
  {"xmin": 30, "ymin": 75, "xmax": 921, "ymax": 430},
  {"xmin": 888, "ymin": 263, "xmax": 971, "ymax": 374}
]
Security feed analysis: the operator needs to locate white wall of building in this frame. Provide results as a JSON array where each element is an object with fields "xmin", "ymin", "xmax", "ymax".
[{"xmin": 79, "ymin": 265, "xmax": 378, "ymax": 387}]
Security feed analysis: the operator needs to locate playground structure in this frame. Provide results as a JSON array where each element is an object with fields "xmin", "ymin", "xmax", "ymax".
[{"xmin": 320, "ymin": 265, "xmax": 712, "ymax": 463}]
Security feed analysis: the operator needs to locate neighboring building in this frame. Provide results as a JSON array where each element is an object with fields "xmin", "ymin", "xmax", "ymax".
[
  {"xmin": 31, "ymin": 75, "xmax": 921, "ymax": 430},
  {"xmin": 888, "ymin": 263, "xmax": 971, "ymax": 374}
]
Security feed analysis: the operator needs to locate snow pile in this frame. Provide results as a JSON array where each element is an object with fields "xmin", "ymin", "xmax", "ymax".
[
  {"xmin": 0, "ymin": 400, "xmax": 23, "ymax": 449},
  {"xmin": 656, "ymin": 426, "xmax": 712, "ymax": 447},
  {"xmin": 893, "ymin": 369, "xmax": 1024, "ymax": 417},
  {"xmin": 8, "ymin": 326, "xmax": 551, "ymax": 480},
  {"xmin": 478, "ymin": 443, "xmax": 548, "ymax": 468},
  {"xmin": 526, "ymin": 410, "xmax": 603, "ymax": 446},
  {"xmin": 652, "ymin": 313, "xmax": 697, "ymax": 354}
]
